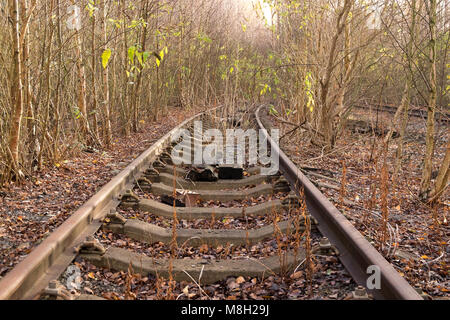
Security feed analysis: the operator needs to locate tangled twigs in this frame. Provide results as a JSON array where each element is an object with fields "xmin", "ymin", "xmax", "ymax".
[
  {"xmin": 339, "ymin": 160, "xmax": 347, "ymax": 208},
  {"xmin": 380, "ymin": 144, "xmax": 389, "ymax": 252},
  {"xmin": 272, "ymin": 203, "xmax": 287, "ymax": 278},
  {"xmin": 300, "ymin": 188, "xmax": 314, "ymax": 297},
  {"xmin": 124, "ymin": 262, "xmax": 137, "ymax": 300}
]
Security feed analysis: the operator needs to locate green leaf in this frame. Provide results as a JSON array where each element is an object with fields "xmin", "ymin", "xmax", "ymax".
[
  {"xmin": 304, "ymin": 72, "xmax": 315, "ymax": 112},
  {"xmin": 101, "ymin": 49, "xmax": 112, "ymax": 69},
  {"xmin": 143, "ymin": 51, "xmax": 150, "ymax": 63},
  {"xmin": 269, "ymin": 105, "xmax": 278, "ymax": 115},
  {"xmin": 128, "ymin": 46, "xmax": 136, "ymax": 64},
  {"xmin": 136, "ymin": 51, "xmax": 143, "ymax": 66},
  {"xmin": 197, "ymin": 32, "xmax": 212, "ymax": 43},
  {"xmin": 86, "ymin": 1, "xmax": 97, "ymax": 18}
]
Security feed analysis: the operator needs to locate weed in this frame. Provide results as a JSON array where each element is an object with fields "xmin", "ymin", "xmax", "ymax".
[
  {"xmin": 339, "ymin": 160, "xmax": 347, "ymax": 208},
  {"xmin": 300, "ymin": 188, "xmax": 314, "ymax": 297},
  {"xmin": 272, "ymin": 202, "xmax": 287, "ymax": 278},
  {"xmin": 210, "ymin": 209, "xmax": 215, "ymax": 229},
  {"xmin": 365, "ymin": 155, "xmax": 379, "ymax": 224},
  {"xmin": 124, "ymin": 261, "xmax": 137, "ymax": 300},
  {"xmin": 379, "ymin": 144, "xmax": 389, "ymax": 251}
]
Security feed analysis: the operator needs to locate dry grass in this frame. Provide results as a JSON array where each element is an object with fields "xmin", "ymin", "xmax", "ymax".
[{"xmin": 300, "ymin": 188, "xmax": 314, "ymax": 298}]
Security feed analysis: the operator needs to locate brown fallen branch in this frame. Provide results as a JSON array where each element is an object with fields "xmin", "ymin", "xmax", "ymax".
[
  {"xmin": 277, "ymin": 116, "xmax": 325, "ymax": 138},
  {"xmin": 311, "ymin": 180, "xmax": 341, "ymax": 191},
  {"xmin": 302, "ymin": 170, "xmax": 340, "ymax": 184},
  {"xmin": 300, "ymin": 166, "xmax": 338, "ymax": 176},
  {"xmin": 280, "ymin": 120, "xmax": 307, "ymax": 141}
]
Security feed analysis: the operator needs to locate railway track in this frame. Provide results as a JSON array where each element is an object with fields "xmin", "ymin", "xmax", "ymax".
[
  {"xmin": 353, "ymin": 103, "xmax": 449, "ymax": 124},
  {"xmin": 0, "ymin": 106, "xmax": 422, "ymax": 300}
]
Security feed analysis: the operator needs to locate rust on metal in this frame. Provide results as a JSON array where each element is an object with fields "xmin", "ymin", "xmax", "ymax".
[
  {"xmin": 75, "ymin": 236, "xmax": 107, "ymax": 255},
  {"xmin": 0, "ymin": 111, "xmax": 204, "ymax": 300},
  {"xmin": 43, "ymin": 280, "xmax": 74, "ymax": 300},
  {"xmin": 255, "ymin": 105, "xmax": 422, "ymax": 300},
  {"xmin": 119, "ymin": 189, "xmax": 140, "ymax": 204},
  {"xmin": 105, "ymin": 210, "xmax": 127, "ymax": 225}
]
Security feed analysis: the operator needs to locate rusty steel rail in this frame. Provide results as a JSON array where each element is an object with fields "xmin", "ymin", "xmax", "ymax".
[
  {"xmin": 256, "ymin": 105, "xmax": 422, "ymax": 300},
  {"xmin": 0, "ymin": 111, "xmax": 209, "ymax": 300},
  {"xmin": 352, "ymin": 103, "xmax": 449, "ymax": 123}
]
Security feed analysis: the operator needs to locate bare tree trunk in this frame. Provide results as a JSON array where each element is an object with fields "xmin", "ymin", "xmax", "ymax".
[
  {"xmin": 420, "ymin": 0, "xmax": 437, "ymax": 200},
  {"xmin": 121, "ymin": 0, "xmax": 130, "ymax": 135},
  {"xmin": 335, "ymin": 20, "xmax": 351, "ymax": 114},
  {"xmin": 155, "ymin": 1, "xmax": 160, "ymax": 121},
  {"xmin": 392, "ymin": 82, "xmax": 410, "ymax": 180},
  {"xmin": 429, "ymin": 143, "xmax": 449, "ymax": 201},
  {"xmin": 384, "ymin": 87, "xmax": 409, "ymax": 146},
  {"xmin": 131, "ymin": 0, "xmax": 149, "ymax": 133},
  {"xmin": 8, "ymin": 0, "xmax": 24, "ymax": 177},
  {"xmin": 319, "ymin": 0, "xmax": 353, "ymax": 149},
  {"xmin": 53, "ymin": 0, "xmax": 63, "ymax": 161},
  {"xmin": 71, "ymin": 0, "xmax": 91, "ymax": 143},
  {"xmin": 91, "ymin": 6, "xmax": 100, "ymax": 143},
  {"xmin": 102, "ymin": 0, "xmax": 112, "ymax": 146},
  {"xmin": 38, "ymin": 0, "xmax": 55, "ymax": 169},
  {"xmin": 393, "ymin": 0, "xmax": 422, "ymax": 182},
  {"xmin": 20, "ymin": 0, "xmax": 35, "ymax": 168}
]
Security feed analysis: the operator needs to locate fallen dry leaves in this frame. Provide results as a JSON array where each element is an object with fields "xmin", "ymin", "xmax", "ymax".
[
  {"xmin": 272, "ymin": 107, "xmax": 449, "ymax": 299},
  {"xmin": 0, "ymin": 108, "xmax": 199, "ymax": 280}
]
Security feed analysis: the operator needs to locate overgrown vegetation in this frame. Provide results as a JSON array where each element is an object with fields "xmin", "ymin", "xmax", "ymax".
[{"xmin": 0, "ymin": 0, "xmax": 448, "ymax": 202}]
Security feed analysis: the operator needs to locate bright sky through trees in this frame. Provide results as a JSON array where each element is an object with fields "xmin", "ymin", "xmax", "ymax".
[
  {"xmin": 258, "ymin": 0, "xmax": 273, "ymax": 25},
  {"xmin": 245, "ymin": 0, "xmax": 273, "ymax": 25}
]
